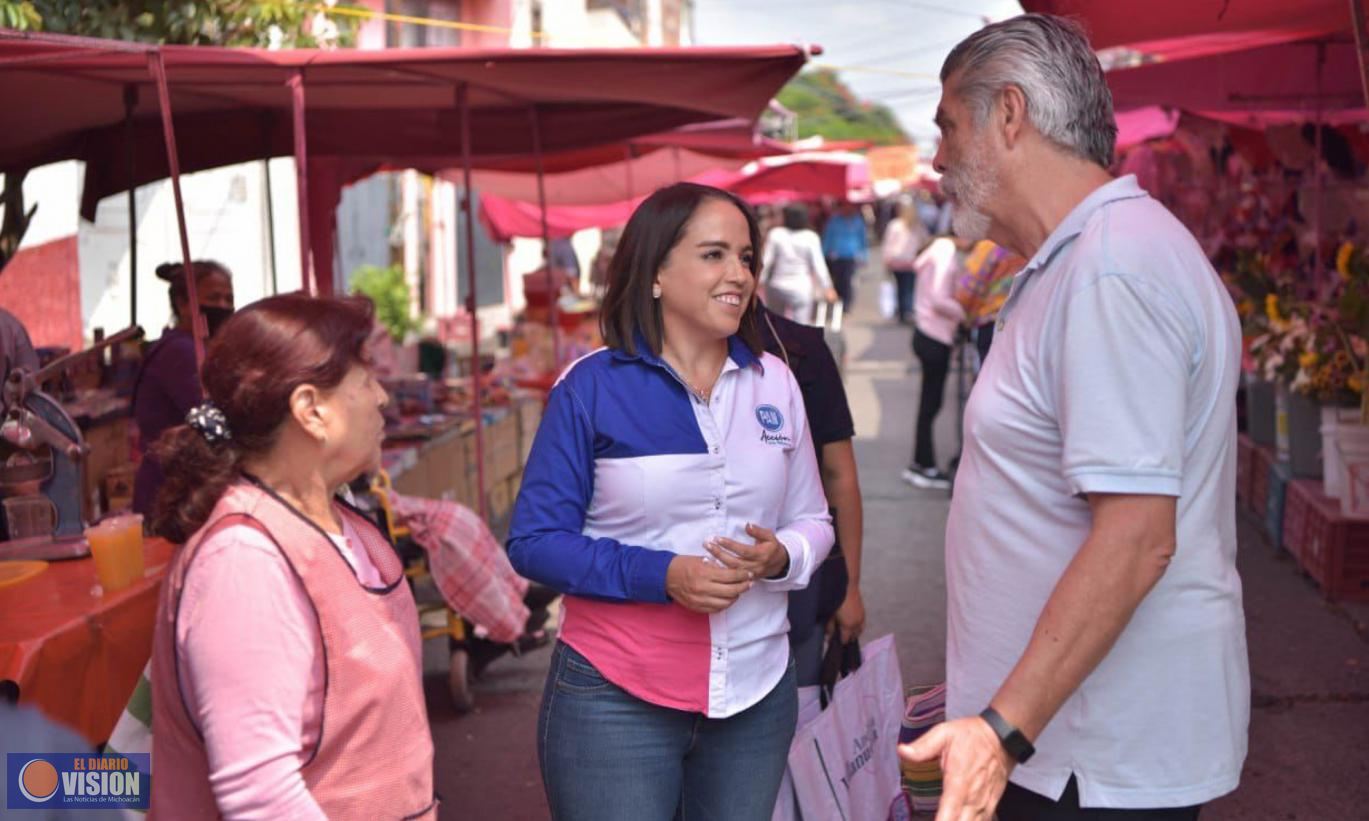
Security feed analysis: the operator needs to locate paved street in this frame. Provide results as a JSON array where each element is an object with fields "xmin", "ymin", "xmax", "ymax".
[{"xmin": 427, "ymin": 265, "xmax": 1369, "ymax": 819}]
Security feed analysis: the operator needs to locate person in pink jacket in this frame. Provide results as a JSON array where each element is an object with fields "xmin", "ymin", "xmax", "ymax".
[
  {"xmin": 147, "ymin": 294, "xmax": 436, "ymax": 820},
  {"xmin": 902, "ymin": 235, "xmax": 968, "ymax": 490}
]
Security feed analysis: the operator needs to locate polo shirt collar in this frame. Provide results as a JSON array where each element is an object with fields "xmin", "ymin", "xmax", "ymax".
[
  {"xmin": 1019, "ymin": 175, "xmax": 1149, "ymax": 278},
  {"xmin": 610, "ymin": 330, "xmax": 762, "ymax": 372}
]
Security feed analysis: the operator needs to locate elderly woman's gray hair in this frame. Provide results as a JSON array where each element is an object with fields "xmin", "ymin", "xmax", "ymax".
[{"xmin": 940, "ymin": 14, "xmax": 1117, "ymax": 169}]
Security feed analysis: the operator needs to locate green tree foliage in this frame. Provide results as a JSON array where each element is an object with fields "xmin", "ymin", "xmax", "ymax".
[
  {"xmin": 0, "ymin": 0, "xmax": 358, "ymax": 48},
  {"xmin": 778, "ymin": 69, "xmax": 910, "ymax": 146},
  {"xmin": 351, "ymin": 264, "xmax": 418, "ymax": 343}
]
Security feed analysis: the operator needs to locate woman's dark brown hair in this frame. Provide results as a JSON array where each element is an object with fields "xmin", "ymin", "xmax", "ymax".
[
  {"xmin": 599, "ymin": 182, "xmax": 764, "ymax": 357},
  {"xmin": 151, "ymin": 294, "xmax": 375, "ymax": 543}
]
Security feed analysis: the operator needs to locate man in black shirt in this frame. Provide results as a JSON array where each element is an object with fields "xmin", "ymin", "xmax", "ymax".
[{"xmin": 759, "ymin": 303, "xmax": 865, "ymax": 685}]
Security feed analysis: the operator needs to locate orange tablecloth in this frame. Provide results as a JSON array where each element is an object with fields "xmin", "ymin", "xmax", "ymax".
[{"xmin": 0, "ymin": 538, "xmax": 175, "ymax": 744}]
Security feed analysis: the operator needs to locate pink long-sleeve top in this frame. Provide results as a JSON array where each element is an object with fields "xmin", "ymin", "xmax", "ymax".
[
  {"xmin": 174, "ymin": 517, "xmax": 382, "ymax": 820},
  {"xmin": 913, "ymin": 237, "xmax": 967, "ymax": 346}
]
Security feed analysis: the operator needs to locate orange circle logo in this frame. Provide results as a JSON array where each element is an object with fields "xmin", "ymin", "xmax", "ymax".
[{"xmin": 18, "ymin": 759, "xmax": 59, "ymax": 802}]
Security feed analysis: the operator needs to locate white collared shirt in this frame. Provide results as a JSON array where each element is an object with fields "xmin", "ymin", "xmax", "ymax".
[{"xmin": 946, "ymin": 176, "xmax": 1249, "ymax": 808}]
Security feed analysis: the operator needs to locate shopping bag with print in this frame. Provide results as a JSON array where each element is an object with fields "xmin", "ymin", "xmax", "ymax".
[
  {"xmin": 787, "ymin": 634, "xmax": 905, "ymax": 821},
  {"xmin": 771, "ymin": 684, "xmax": 825, "ymax": 821}
]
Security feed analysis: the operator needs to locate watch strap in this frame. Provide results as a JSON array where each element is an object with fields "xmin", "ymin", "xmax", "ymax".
[{"xmin": 980, "ymin": 706, "xmax": 1036, "ymax": 764}]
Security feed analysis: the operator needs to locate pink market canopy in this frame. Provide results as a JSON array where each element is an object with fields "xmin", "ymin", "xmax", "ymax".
[
  {"xmin": 454, "ymin": 118, "xmax": 791, "ymax": 206},
  {"xmin": 1106, "ymin": 37, "xmax": 1365, "ymax": 123},
  {"xmin": 480, "ymin": 151, "xmax": 871, "ymax": 241},
  {"xmin": 1019, "ymin": 0, "xmax": 1351, "ymax": 55},
  {"xmin": 1016, "ymin": 2, "xmax": 1367, "ymax": 130},
  {"xmin": 0, "ymin": 31, "xmax": 810, "ymax": 219}
]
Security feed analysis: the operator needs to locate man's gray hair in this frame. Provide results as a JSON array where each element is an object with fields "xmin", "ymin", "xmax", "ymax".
[{"xmin": 940, "ymin": 14, "xmax": 1117, "ymax": 169}]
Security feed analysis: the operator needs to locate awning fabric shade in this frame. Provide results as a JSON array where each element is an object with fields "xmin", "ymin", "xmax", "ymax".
[{"xmin": 0, "ymin": 33, "xmax": 809, "ymax": 219}]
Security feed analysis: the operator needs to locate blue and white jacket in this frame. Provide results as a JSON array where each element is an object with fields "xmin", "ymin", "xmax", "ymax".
[{"xmin": 508, "ymin": 335, "xmax": 834, "ymax": 718}]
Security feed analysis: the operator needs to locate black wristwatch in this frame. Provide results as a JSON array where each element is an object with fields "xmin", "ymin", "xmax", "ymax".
[{"xmin": 979, "ymin": 706, "xmax": 1035, "ymax": 764}]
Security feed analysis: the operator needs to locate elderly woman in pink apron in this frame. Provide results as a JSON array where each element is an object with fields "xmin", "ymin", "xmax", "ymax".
[{"xmin": 147, "ymin": 294, "xmax": 436, "ymax": 820}]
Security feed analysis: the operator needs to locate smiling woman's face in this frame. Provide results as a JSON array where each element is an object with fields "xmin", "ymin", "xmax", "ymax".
[{"xmin": 654, "ymin": 197, "xmax": 757, "ymax": 346}]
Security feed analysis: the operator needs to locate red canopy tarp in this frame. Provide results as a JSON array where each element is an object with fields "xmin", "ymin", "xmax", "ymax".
[
  {"xmin": 1020, "ymin": 0, "xmax": 1352, "ymax": 54},
  {"xmin": 1115, "ymin": 106, "xmax": 1182, "ymax": 150},
  {"xmin": 0, "ymin": 31, "xmax": 809, "ymax": 218},
  {"xmin": 480, "ymin": 152, "xmax": 870, "ymax": 240},
  {"xmin": 481, "ymin": 196, "xmax": 644, "ymax": 243},
  {"xmin": 1107, "ymin": 37, "xmax": 1364, "ymax": 120},
  {"xmin": 452, "ymin": 118, "xmax": 789, "ymax": 206}
]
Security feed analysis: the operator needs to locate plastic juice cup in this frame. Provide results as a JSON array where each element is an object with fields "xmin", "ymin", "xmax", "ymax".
[
  {"xmin": 87, "ymin": 523, "xmax": 130, "ymax": 593},
  {"xmin": 87, "ymin": 514, "xmax": 144, "ymax": 593},
  {"xmin": 117, "ymin": 514, "xmax": 145, "ymax": 581}
]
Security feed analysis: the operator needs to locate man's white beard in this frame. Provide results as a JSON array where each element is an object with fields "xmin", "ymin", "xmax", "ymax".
[
  {"xmin": 951, "ymin": 200, "xmax": 992, "ymax": 242},
  {"xmin": 943, "ymin": 140, "xmax": 998, "ymax": 241}
]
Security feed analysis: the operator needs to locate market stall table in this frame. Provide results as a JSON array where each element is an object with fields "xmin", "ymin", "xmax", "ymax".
[{"xmin": 0, "ymin": 537, "xmax": 174, "ymax": 744}]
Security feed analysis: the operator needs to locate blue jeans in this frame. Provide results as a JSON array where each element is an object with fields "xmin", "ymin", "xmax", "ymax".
[{"xmin": 538, "ymin": 641, "xmax": 798, "ymax": 821}]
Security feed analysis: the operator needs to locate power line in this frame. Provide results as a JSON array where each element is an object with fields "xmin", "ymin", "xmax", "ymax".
[
  {"xmin": 722, "ymin": 0, "xmax": 987, "ymax": 21},
  {"xmin": 850, "ymin": 36, "xmax": 964, "ymax": 67},
  {"xmin": 876, "ymin": 0, "xmax": 989, "ymax": 21},
  {"xmin": 866, "ymin": 86, "xmax": 943, "ymax": 103},
  {"xmin": 811, "ymin": 62, "xmax": 940, "ymax": 80},
  {"xmin": 320, "ymin": 4, "xmax": 551, "ymax": 40}
]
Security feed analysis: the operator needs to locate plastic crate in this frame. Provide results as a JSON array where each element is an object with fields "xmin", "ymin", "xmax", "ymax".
[
  {"xmin": 1236, "ymin": 434, "xmax": 1255, "ymax": 509},
  {"xmin": 1264, "ymin": 462, "xmax": 1292, "ymax": 552},
  {"xmin": 1249, "ymin": 445, "xmax": 1276, "ymax": 518},
  {"xmin": 1284, "ymin": 480, "xmax": 1369, "ymax": 601},
  {"xmin": 1283, "ymin": 479, "xmax": 1314, "ymax": 567}
]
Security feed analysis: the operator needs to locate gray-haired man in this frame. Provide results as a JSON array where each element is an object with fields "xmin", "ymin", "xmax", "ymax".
[{"xmin": 899, "ymin": 14, "xmax": 1249, "ymax": 821}]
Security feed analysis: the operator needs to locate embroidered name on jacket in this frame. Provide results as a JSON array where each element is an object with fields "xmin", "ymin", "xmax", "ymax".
[{"xmin": 756, "ymin": 404, "xmax": 793, "ymax": 446}]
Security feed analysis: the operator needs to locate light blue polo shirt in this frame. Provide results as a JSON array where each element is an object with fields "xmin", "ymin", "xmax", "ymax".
[{"xmin": 945, "ymin": 176, "xmax": 1249, "ymax": 809}]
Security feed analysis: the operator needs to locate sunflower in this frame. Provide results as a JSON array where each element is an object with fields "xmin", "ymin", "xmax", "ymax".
[{"xmin": 1336, "ymin": 242, "xmax": 1356, "ymax": 281}]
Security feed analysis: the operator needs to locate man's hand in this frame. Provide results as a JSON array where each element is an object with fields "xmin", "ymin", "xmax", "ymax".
[
  {"xmin": 705, "ymin": 523, "xmax": 790, "ymax": 580},
  {"xmin": 898, "ymin": 716, "xmax": 1013, "ymax": 821},
  {"xmin": 831, "ymin": 588, "xmax": 866, "ymax": 643},
  {"xmin": 665, "ymin": 556, "xmax": 752, "ymax": 614}
]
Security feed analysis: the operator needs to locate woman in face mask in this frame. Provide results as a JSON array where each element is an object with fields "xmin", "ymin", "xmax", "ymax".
[{"xmin": 131, "ymin": 260, "xmax": 236, "ymax": 514}]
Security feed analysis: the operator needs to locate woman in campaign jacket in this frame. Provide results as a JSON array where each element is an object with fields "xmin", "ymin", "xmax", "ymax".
[{"xmin": 509, "ymin": 183, "xmax": 835, "ymax": 821}]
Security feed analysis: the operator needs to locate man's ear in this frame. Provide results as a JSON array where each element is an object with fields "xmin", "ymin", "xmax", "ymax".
[{"xmin": 999, "ymin": 84, "xmax": 1029, "ymax": 149}]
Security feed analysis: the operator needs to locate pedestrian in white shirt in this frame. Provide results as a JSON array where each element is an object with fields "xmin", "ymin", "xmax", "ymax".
[
  {"xmin": 900, "ymin": 14, "xmax": 1248, "ymax": 821},
  {"xmin": 760, "ymin": 203, "xmax": 834, "ymax": 324}
]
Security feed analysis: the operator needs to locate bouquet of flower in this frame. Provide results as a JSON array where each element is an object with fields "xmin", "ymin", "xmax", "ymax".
[
  {"xmin": 1287, "ymin": 309, "xmax": 1365, "ymax": 405},
  {"xmin": 1333, "ymin": 241, "xmax": 1369, "ymax": 421},
  {"xmin": 1249, "ymin": 294, "xmax": 1311, "ymax": 384}
]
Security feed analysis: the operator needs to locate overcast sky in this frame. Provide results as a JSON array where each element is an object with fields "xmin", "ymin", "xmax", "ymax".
[{"xmin": 692, "ymin": 0, "xmax": 1025, "ymax": 148}]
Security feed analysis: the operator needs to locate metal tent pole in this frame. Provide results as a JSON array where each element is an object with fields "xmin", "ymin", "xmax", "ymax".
[{"xmin": 459, "ymin": 83, "xmax": 488, "ymax": 520}]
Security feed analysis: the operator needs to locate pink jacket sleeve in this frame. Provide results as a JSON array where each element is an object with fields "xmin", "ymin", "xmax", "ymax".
[{"xmin": 177, "ymin": 525, "xmax": 328, "ymax": 821}]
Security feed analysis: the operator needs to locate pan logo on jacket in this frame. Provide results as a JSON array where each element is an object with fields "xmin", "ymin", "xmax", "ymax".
[{"xmin": 755, "ymin": 404, "xmax": 792, "ymax": 447}]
